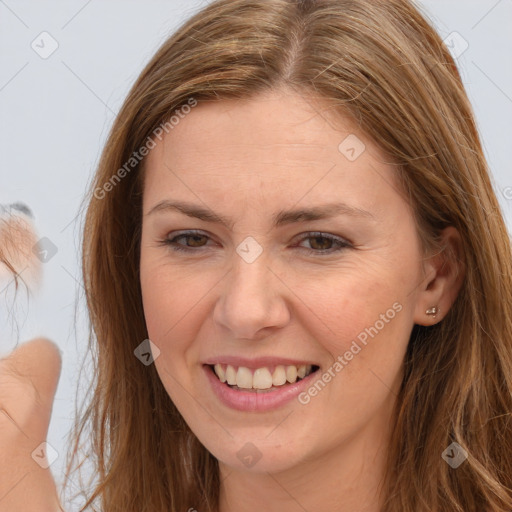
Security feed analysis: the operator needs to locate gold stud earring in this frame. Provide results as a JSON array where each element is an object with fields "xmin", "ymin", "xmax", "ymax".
[{"xmin": 425, "ymin": 306, "xmax": 439, "ymax": 319}]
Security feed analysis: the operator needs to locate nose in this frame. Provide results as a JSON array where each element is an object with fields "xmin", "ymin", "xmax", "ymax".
[{"xmin": 213, "ymin": 248, "xmax": 291, "ymax": 341}]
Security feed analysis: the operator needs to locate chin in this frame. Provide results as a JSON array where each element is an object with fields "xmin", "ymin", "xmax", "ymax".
[{"xmin": 201, "ymin": 429, "xmax": 310, "ymax": 474}]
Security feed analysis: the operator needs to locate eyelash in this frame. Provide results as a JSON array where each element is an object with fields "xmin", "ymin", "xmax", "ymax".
[{"xmin": 158, "ymin": 230, "xmax": 352, "ymax": 256}]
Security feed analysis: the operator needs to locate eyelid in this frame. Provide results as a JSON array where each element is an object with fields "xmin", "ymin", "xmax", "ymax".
[
  {"xmin": 160, "ymin": 229, "xmax": 217, "ymax": 252},
  {"xmin": 294, "ymin": 231, "xmax": 353, "ymax": 253},
  {"xmin": 295, "ymin": 231, "xmax": 352, "ymax": 244},
  {"xmin": 160, "ymin": 229, "xmax": 353, "ymax": 255}
]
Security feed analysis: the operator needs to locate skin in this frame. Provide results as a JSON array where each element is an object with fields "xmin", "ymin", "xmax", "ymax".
[
  {"xmin": 0, "ymin": 338, "xmax": 62, "ymax": 512},
  {"xmin": 139, "ymin": 87, "xmax": 464, "ymax": 512},
  {"xmin": 0, "ymin": 87, "xmax": 464, "ymax": 512},
  {"xmin": 0, "ymin": 212, "xmax": 61, "ymax": 511}
]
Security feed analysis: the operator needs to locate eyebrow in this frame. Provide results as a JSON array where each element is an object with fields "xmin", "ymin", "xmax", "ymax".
[{"xmin": 146, "ymin": 199, "xmax": 375, "ymax": 229}]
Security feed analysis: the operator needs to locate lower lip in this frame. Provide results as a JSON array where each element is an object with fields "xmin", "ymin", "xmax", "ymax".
[{"xmin": 203, "ymin": 365, "xmax": 319, "ymax": 412}]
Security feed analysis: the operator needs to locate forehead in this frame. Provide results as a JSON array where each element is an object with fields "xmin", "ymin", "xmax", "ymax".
[
  {"xmin": 148, "ymin": 89, "xmax": 365, "ymax": 164},
  {"xmin": 142, "ymin": 89, "xmax": 400, "ymax": 215}
]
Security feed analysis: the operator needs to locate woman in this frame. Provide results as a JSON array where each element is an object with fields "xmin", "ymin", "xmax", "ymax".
[{"xmin": 1, "ymin": 0, "xmax": 511, "ymax": 511}]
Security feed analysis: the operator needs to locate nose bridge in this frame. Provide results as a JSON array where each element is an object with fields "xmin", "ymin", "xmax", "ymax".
[
  {"xmin": 231, "ymin": 246, "xmax": 272, "ymax": 300},
  {"xmin": 213, "ymin": 242, "xmax": 290, "ymax": 339}
]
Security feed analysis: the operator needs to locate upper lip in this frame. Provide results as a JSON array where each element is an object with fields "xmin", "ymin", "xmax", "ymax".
[{"xmin": 203, "ymin": 356, "xmax": 319, "ymax": 369}]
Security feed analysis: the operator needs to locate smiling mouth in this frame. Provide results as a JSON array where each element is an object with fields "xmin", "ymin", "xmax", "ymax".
[{"xmin": 208, "ymin": 363, "xmax": 320, "ymax": 393}]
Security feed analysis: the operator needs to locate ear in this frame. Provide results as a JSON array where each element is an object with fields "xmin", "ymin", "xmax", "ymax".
[{"xmin": 413, "ymin": 226, "xmax": 465, "ymax": 326}]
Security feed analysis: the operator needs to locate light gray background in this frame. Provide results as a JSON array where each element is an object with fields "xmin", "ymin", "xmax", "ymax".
[{"xmin": 0, "ymin": 0, "xmax": 511, "ymax": 506}]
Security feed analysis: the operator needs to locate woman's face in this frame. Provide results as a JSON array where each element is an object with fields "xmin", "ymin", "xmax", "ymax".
[{"xmin": 140, "ymin": 88, "xmax": 429, "ymax": 474}]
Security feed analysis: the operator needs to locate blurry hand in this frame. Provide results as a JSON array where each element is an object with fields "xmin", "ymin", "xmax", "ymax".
[{"xmin": 0, "ymin": 338, "xmax": 63, "ymax": 511}]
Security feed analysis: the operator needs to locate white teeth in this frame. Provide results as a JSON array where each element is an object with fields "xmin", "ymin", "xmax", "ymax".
[
  {"xmin": 236, "ymin": 366, "xmax": 253, "ymax": 389},
  {"xmin": 286, "ymin": 365, "xmax": 297, "ymax": 383},
  {"xmin": 213, "ymin": 363, "xmax": 315, "ymax": 389},
  {"xmin": 272, "ymin": 365, "xmax": 287, "ymax": 386},
  {"xmin": 225, "ymin": 365, "xmax": 237, "ymax": 385},
  {"xmin": 214, "ymin": 364, "xmax": 226, "ymax": 383},
  {"xmin": 253, "ymin": 368, "xmax": 273, "ymax": 389}
]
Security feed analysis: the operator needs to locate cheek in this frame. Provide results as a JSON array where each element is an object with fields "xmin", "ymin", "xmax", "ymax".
[
  {"xmin": 292, "ymin": 272, "xmax": 413, "ymax": 438},
  {"xmin": 140, "ymin": 255, "xmax": 186, "ymax": 352},
  {"xmin": 140, "ymin": 263, "xmax": 200, "ymax": 408},
  {"xmin": 140, "ymin": 255, "xmax": 215, "ymax": 369},
  {"xmin": 140, "ymin": 262, "xmax": 171, "ymax": 341},
  {"xmin": 294, "ymin": 261, "xmax": 410, "ymax": 348},
  {"xmin": 292, "ymin": 262, "xmax": 417, "ymax": 406}
]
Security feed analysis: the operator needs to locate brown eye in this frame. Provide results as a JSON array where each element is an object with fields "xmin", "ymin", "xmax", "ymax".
[
  {"xmin": 183, "ymin": 234, "xmax": 208, "ymax": 247},
  {"xmin": 161, "ymin": 230, "xmax": 351, "ymax": 255},
  {"xmin": 161, "ymin": 230, "xmax": 212, "ymax": 253},
  {"xmin": 308, "ymin": 235, "xmax": 334, "ymax": 250},
  {"xmin": 296, "ymin": 232, "xmax": 352, "ymax": 255}
]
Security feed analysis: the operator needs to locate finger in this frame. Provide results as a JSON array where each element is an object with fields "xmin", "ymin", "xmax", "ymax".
[{"xmin": 1, "ymin": 338, "xmax": 62, "ymax": 407}]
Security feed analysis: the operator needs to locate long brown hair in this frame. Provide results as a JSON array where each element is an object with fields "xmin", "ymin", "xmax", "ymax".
[{"xmin": 64, "ymin": 1, "xmax": 512, "ymax": 510}]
